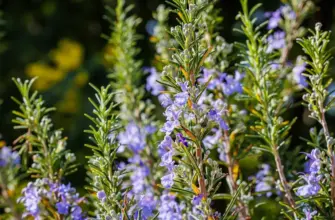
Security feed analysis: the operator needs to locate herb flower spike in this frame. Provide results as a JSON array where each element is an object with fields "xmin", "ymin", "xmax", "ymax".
[
  {"xmin": 298, "ymin": 23, "xmax": 335, "ymax": 218},
  {"xmin": 158, "ymin": 0, "xmax": 226, "ymax": 218}
]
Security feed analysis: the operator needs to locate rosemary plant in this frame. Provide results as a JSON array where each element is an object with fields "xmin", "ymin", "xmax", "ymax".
[
  {"xmin": 157, "ymin": 0, "xmax": 230, "ymax": 218},
  {"xmin": 103, "ymin": 0, "xmax": 164, "ymax": 218},
  {"xmin": 236, "ymin": 0, "xmax": 299, "ymax": 215},
  {"xmin": 12, "ymin": 78, "xmax": 84, "ymax": 219},
  {"xmin": 84, "ymin": 84, "xmax": 128, "ymax": 219},
  {"xmin": 297, "ymin": 23, "xmax": 335, "ymax": 219}
]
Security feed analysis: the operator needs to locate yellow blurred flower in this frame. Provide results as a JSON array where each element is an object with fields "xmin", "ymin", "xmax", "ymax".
[
  {"xmin": 25, "ymin": 63, "xmax": 65, "ymax": 91},
  {"xmin": 74, "ymin": 71, "xmax": 89, "ymax": 87},
  {"xmin": 50, "ymin": 39, "xmax": 84, "ymax": 72},
  {"xmin": 0, "ymin": 140, "xmax": 6, "ymax": 148}
]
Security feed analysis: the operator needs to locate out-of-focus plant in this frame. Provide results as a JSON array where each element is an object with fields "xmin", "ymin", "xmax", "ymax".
[
  {"xmin": 151, "ymin": 4, "xmax": 174, "ymax": 69},
  {"xmin": 11, "ymin": 78, "xmax": 85, "ymax": 219},
  {"xmin": 236, "ymin": 0, "xmax": 310, "ymax": 217},
  {"xmin": 0, "ymin": 145, "xmax": 22, "ymax": 219},
  {"xmin": 90, "ymin": 0, "xmax": 164, "ymax": 219}
]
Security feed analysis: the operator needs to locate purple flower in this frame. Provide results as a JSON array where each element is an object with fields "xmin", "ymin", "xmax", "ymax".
[
  {"xmin": 293, "ymin": 63, "xmax": 308, "ymax": 88},
  {"xmin": 138, "ymin": 195, "xmax": 157, "ymax": 219},
  {"xmin": 18, "ymin": 182, "xmax": 41, "ymax": 218},
  {"xmin": 176, "ymin": 133, "xmax": 188, "ymax": 147},
  {"xmin": 296, "ymin": 176, "xmax": 321, "ymax": 197},
  {"xmin": 71, "ymin": 206, "xmax": 84, "ymax": 220},
  {"xmin": 145, "ymin": 125, "xmax": 157, "ymax": 134},
  {"xmin": 158, "ymin": 191, "xmax": 183, "ymax": 220},
  {"xmin": 203, "ymin": 129, "xmax": 221, "ymax": 149},
  {"xmin": 192, "ymin": 194, "xmax": 204, "ymax": 206},
  {"xmin": 174, "ymin": 92, "xmax": 189, "ymax": 106},
  {"xmin": 19, "ymin": 179, "xmax": 85, "ymax": 219},
  {"xmin": 97, "ymin": 190, "xmax": 106, "ymax": 202},
  {"xmin": 159, "ymin": 95, "xmax": 173, "ymax": 107},
  {"xmin": 303, "ymin": 207, "xmax": 317, "ymax": 220},
  {"xmin": 265, "ymin": 9, "xmax": 281, "ymax": 30},
  {"xmin": 158, "ymin": 135, "xmax": 173, "ymax": 156},
  {"xmin": 130, "ymin": 164, "xmax": 150, "ymax": 194},
  {"xmin": 118, "ymin": 122, "xmax": 146, "ymax": 153},
  {"xmin": 198, "ymin": 68, "xmax": 217, "ymax": 89},
  {"xmin": 0, "ymin": 146, "xmax": 20, "ymax": 167},
  {"xmin": 253, "ymin": 164, "xmax": 274, "ymax": 197},
  {"xmin": 266, "ymin": 31, "xmax": 286, "ymax": 53},
  {"xmin": 296, "ymin": 149, "xmax": 322, "ymax": 197},
  {"xmin": 56, "ymin": 202, "xmax": 70, "ymax": 215},
  {"xmin": 145, "ymin": 67, "xmax": 164, "ymax": 96},
  {"xmin": 161, "ymin": 173, "xmax": 174, "ymax": 188},
  {"xmin": 220, "ymin": 71, "xmax": 244, "ymax": 96},
  {"xmin": 208, "ymin": 109, "xmax": 229, "ymax": 130},
  {"xmin": 161, "ymin": 120, "xmax": 180, "ymax": 135},
  {"xmin": 164, "ymin": 105, "xmax": 181, "ymax": 121},
  {"xmin": 160, "ymin": 151, "xmax": 174, "ymax": 171},
  {"xmin": 174, "ymin": 82, "xmax": 189, "ymax": 106}
]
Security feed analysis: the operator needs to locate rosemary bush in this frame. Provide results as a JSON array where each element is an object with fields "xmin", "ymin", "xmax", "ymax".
[{"xmin": 1, "ymin": 0, "xmax": 335, "ymax": 219}]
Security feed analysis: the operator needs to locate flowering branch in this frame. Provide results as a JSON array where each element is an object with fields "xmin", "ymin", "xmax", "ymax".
[
  {"xmin": 298, "ymin": 23, "xmax": 335, "ymax": 218},
  {"xmin": 237, "ymin": 0, "xmax": 297, "ymax": 212}
]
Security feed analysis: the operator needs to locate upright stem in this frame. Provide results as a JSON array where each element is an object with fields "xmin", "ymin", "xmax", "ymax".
[
  {"xmin": 196, "ymin": 144, "xmax": 207, "ymax": 200},
  {"xmin": 224, "ymin": 130, "xmax": 249, "ymax": 219},
  {"xmin": 272, "ymin": 147, "xmax": 296, "ymax": 209},
  {"xmin": 320, "ymin": 106, "xmax": 335, "ymax": 217}
]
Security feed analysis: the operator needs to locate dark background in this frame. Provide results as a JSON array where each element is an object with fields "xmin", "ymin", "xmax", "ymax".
[{"xmin": 0, "ymin": 0, "xmax": 335, "ymax": 216}]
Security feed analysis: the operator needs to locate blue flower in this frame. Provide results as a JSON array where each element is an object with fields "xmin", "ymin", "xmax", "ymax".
[
  {"xmin": 174, "ymin": 82, "xmax": 189, "ymax": 106},
  {"xmin": 253, "ymin": 164, "xmax": 274, "ymax": 197},
  {"xmin": 71, "ymin": 206, "xmax": 85, "ymax": 220},
  {"xmin": 158, "ymin": 191, "xmax": 183, "ymax": 220},
  {"xmin": 192, "ymin": 194, "xmax": 203, "ymax": 206},
  {"xmin": 296, "ymin": 149, "xmax": 322, "ymax": 197},
  {"xmin": 176, "ymin": 133, "xmax": 188, "ymax": 147},
  {"xmin": 18, "ymin": 182, "xmax": 41, "ymax": 218},
  {"xmin": 118, "ymin": 122, "xmax": 146, "ymax": 153},
  {"xmin": 266, "ymin": 31, "xmax": 286, "ymax": 53},
  {"xmin": 198, "ymin": 68, "xmax": 218, "ymax": 89},
  {"xmin": 138, "ymin": 195, "xmax": 157, "ymax": 219},
  {"xmin": 293, "ymin": 63, "xmax": 308, "ymax": 88},
  {"xmin": 0, "ymin": 146, "xmax": 20, "ymax": 167},
  {"xmin": 303, "ymin": 207, "xmax": 317, "ymax": 220},
  {"xmin": 158, "ymin": 135, "xmax": 173, "ymax": 156},
  {"xmin": 219, "ymin": 71, "xmax": 244, "ymax": 96},
  {"xmin": 203, "ymin": 129, "xmax": 221, "ymax": 149},
  {"xmin": 161, "ymin": 120, "xmax": 180, "ymax": 135},
  {"xmin": 56, "ymin": 201, "xmax": 70, "ymax": 215},
  {"xmin": 161, "ymin": 173, "xmax": 174, "ymax": 188},
  {"xmin": 208, "ymin": 109, "xmax": 229, "ymax": 130},
  {"xmin": 97, "ymin": 190, "xmax": 106, "ymax": 202},
  {"xmin": 159, "ymin": 95, "xmax": 173, "ymax": 107},
  {"xmin": 145, "ymin": 67, "xmax": 164, "ymax": 96},
  {"xmin": 160, "ymin": 151, "xmax": 174, "ymax": 171},
  {"xmin": 265, "ymin": 9, "xmax": 281, "ymax": 30}
]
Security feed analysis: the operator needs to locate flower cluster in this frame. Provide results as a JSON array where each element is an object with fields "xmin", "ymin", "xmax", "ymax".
[
  {"xmin": 19, "ymin": 178, "xmax": 85, "ymax": 219},
  {"xmin": 296, "ymin": 149, "xmax": 322, "ymax": 197},
  {"xmin": 0, "ymin": 146, "xmax": 20, "ymax": 167}
]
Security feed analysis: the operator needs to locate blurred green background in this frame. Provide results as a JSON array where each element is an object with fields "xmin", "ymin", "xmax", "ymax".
[{"xmin": 0, "ymin": 0, "xmax": 335, "ymax": 217}]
